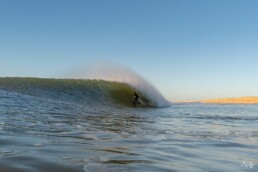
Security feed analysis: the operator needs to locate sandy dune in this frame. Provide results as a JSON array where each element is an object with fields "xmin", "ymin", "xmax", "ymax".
[{"xmin": 201, "ymin": 96, "xmax": 258, "ymax": 104}]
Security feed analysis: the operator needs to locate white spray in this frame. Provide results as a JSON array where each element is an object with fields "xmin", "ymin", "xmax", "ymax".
[{"xmin": 69, "ymin": 62, "xmax": 170, "ymax": 107}]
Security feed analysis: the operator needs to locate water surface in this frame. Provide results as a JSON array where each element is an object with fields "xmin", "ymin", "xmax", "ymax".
[{"xmin": 0, "ymin": 79, "xmax": 257, "ymax": 172}]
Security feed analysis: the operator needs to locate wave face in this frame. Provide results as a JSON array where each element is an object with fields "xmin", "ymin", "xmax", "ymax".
[{"xmin": 0, "ymin": 77, "xmax": 165, "ymax": 108}]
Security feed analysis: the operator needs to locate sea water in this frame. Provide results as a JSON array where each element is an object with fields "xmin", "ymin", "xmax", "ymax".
[{"xmin": 0, "ymin": 79, "xmax": 258, "ymax": 172}]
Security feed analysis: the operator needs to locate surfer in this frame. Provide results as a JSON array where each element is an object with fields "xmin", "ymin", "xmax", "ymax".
[{"xmin": 133, "ymin": 92, "xmax": 139, "ymax": 107}]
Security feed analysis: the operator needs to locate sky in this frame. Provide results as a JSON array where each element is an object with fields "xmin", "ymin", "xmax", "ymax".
[{"xmin": 1, "ymin": 0, "xmax": 258, "ymax": 101}]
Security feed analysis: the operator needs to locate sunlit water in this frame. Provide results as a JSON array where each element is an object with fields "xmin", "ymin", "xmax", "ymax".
[{"xmin": 0, "ymin": 89, "xmax": 257, "ymax": 172}]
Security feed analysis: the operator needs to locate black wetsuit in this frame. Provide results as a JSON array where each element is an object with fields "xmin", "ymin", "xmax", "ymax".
[{"xmin": 133, "ymin": 93, "xmax": 139, "ymax": 107}]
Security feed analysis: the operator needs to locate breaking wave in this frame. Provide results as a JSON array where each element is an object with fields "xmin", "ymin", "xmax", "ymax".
[
  {"xmin": 68, "ymin": 63, "xmax": 170, "ymax": 107},
  {"xmin": 0, "ymin": 77, "xmax": 169, "ymax": 108}
]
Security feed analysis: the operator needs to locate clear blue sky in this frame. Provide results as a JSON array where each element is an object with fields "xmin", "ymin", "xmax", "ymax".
[{"xmin": 1, "ymin": 0, "xmax": 258, "ymax": 101}]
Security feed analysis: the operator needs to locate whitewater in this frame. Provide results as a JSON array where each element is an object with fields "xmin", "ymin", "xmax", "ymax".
[{"xmin": 0, "ymin": 71, "xmax": 257, "ymax": 171}]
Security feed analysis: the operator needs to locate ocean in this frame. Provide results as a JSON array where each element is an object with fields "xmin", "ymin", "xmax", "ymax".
[{"xmin": 0, "ymin": 77, "xmax": 257, "ymax": 172}]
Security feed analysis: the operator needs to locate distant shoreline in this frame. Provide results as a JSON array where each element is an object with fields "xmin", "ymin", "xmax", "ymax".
[
  {"xmin": 176, "ymin": 96, "xmax": 258, "ymax": 104},
  {"xmin": 201, "ymin": 96, "xmax": 258, "ymax": 104}
]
